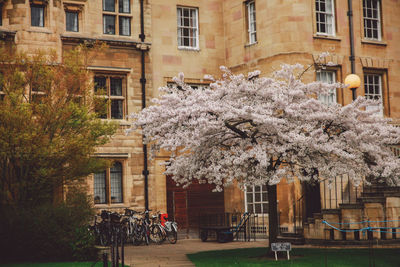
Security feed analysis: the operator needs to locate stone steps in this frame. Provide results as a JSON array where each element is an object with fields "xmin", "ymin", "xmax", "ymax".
[{"xmin": 276, "ymin": 235, "xmax": 305, "ymax": 245}]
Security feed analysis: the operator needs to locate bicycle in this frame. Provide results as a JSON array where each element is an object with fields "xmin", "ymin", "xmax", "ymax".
[{"xmin": 149, "ymin": 213, "xmax": 178, "ymax": 244}]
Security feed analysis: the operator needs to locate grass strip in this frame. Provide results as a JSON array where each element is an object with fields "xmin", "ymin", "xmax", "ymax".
[{"xmin": 187, "ymin": 247, "xmax": 400, "ymax": 267}]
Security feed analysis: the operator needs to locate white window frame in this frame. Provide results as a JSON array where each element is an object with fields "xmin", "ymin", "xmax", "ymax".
[
  {"xmin": 245, "ymin": 185, "xmax": 268, "ymax": 214},
  {"xmin": 177, "ymin": 6, "xmax": 199, "ymax": 50},
  {"xmin": 363, "ymin": 0, "xmax": 381, "ymax": 41},
  {"xmin": 246, "ymin": 1, "xmax": 257, "ymax": 44},
  {"xmin": 364, "ymin": 73, "xmax": 383, "ymax": 115},
  {"xmin": 316, "ymin": 70, "xmax": 337, "ymax": 105},
  {"xmin": 315, "ymin": 0, "xmax": 335, "ymax": 36}
]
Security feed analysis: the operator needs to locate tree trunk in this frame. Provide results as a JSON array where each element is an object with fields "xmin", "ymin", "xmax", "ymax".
[{"xmin": 267, "ymin": 184, "xmax": 278, "ymax": 251}]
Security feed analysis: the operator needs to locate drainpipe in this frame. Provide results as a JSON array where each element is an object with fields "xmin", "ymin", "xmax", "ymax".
[
  {"xmin": 347, "ymin": 0, "xmax": 357, "ymax": 100},
  {"xmin": 139, "ymin": 0, "xmax": 149, "ymax": 211}
]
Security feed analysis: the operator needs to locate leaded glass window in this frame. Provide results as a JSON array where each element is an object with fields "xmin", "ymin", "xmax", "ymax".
[
  {"xmin": 103, "ymin": 0, "xmax": 131, "ymax": 36},
  {"xmin": 119, "ymin": 0, "xmax": 130, "ymax": 13},
  {"xmin": 94, "ymin": 75, "xmax": 125, "ymax": 120},
  {"xmin": 94, "ymin": 171, "xmax": 107, "ymax": 204},
  {"xmin": 110, "ymin": 162, "xmax": 123, "ymax": 203},
  {"xmin": 93, "ymin": 162, "xmax": 124, "ymax": 204},
  {"xmin": 119, "ymin": 17, "xmax": 131, "ymax": 36},
  {"xmin": 31, "ymin": 5, "xmax": 44, "ymax": 27},
  {"xmin": 66, "ymin": 11, "xmax": 78, "ymax": 32}
]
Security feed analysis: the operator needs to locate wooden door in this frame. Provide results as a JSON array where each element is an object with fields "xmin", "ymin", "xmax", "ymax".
[{"xmin": 172, "ymin": 191, "xmax": 188, "ymax": 229}]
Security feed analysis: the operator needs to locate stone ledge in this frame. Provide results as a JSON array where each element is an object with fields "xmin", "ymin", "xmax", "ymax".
[
  {"xmin": 313, "ymin": 34, "xmax": 342, "ymax": 42},
  {"xmin": 305, "ymin": 238, "xmax": 400, "ymax": 246},
  {"xmin": 321, "ymin": 209, "xmax": 340, "ymax": 214},
  {"xmin": 61, "ymin": 35, "xmax": 151, "ymax": 50},
  {"xmin": 361, "ymin": 39, "xmax": 387, "ymax": 46},
  {"xmin": 94, "ymin": 152, "xmax": 130, "ymax": 158},
  {"xmin": 0, "ymin": 29, "xmax": 16, "ymax": 41},
  {"xmin": 339, "ymin": 203, "xmax": 364, "ymax": 209}
]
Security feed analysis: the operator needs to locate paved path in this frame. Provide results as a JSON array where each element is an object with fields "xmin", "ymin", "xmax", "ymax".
[{"xmin": 123, "ymin": 239, "xmax": 268, "ymax": 267}]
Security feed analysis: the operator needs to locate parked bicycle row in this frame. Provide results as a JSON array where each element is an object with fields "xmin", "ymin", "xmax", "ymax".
[{"xmin": 89, "ymin": 209, "xmax": 178, "ymax": 246}]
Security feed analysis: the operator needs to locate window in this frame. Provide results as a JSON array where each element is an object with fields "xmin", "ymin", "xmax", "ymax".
[
  {"xmin": 31, "ymin": 4, "xmax": 45, "ymax": 27},
  {"xmin": 315, "ymin": 0, "xmax": 335, "ymax": 35},
  {"xmin": 94, "ymin": 75, "xmax": 126, "ymax": 119},
  {"xmin": 66, "ymin": 11, "xmax": 79, "ymax": 32},
  {"xmin": 167, "ymin": 82, "xmax": 210, "ymax": 91},
  {"xmin": 363, "ymin": 0, "xmax": 381, "ymax": 40},
  {"xmin": 94, "ymin": 162, "xmax": 123, "ymax": 204},
  {"xmin": 103, "ymin": 0, "xmax": 131, "ymax": 36},
  {"xmin": 119, "ymin": 17, "xmax": 131, "ymax": 36},
  {"xmin": 0, "ymin": 4, "xmax": 3, "ymax": 26},
  {"xmin": 246, "ymin": 1, "xmax": 257, "ymax": 44},
  {"xmin": 119, "ymin": 0, "xmax": 130, "ymax": 13},
  {"xmin": 245, "ymin": 185, "xmax": 268, "ymax": 214},
  {"xmin": 364, "ymin": 73, "xmax": 383, "ymax": 114},
  {"xmin": 0, "ymin": 71, "xmax": 4, "ymax": 101},
  {"xmin": 177, "ymin": 6, "xmax": 199, "ymax": 49},
  {"xmin": 316, "ymin": 70, "xmax": 337, "ymax": 105}
]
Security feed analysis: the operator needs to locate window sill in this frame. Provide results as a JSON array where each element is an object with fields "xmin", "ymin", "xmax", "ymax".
[
  {"xmin": 313, "ymin": 34, "xmax": 341, "ymax": 41},
  {"xmin": 94, "ymin": 203, "xmax": 128, "ymax": 208},
  {"xmin": 178, "ymin": 46, "xmax": 200, "ymax": 52},
  {"xmin": 361, "ymin": 39, "xmax": 387, "ymax": 46},
  {"xmin": 27, "ymin": 27, "xmax": 53, "ymax": 34},
  {"xmin": 99, "ymin": 118, "xmax": 131, "ymax": 126},
  {"xmin": 245, "ymin": 42, "xmax": 258, "ymax": 48},
  {"xmin": 102, "ymin": 33, "xmax": 132, "ymax": 38}
]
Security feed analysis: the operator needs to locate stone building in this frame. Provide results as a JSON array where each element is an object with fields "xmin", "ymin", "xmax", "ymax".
[
  {"xmin": 151, "ymin": 0, "xmax": 400, "ymax": 243},
  {"xmin": 0, "ymin": 0, "xmax": 156, "ymax": 212},
  {"xmin": 1, "ymin": 0, "xmax": 399, "ymax": 243}
]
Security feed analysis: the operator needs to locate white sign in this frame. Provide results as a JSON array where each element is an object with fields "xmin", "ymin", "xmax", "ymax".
[{"xmin": 271, "ymin": 242, "xmax": 291, "ymax": 261}]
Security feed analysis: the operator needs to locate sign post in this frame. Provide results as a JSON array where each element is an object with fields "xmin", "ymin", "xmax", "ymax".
[{"xmin": 271, "ymin": 242, "xmax": 291, "ymax": 261}]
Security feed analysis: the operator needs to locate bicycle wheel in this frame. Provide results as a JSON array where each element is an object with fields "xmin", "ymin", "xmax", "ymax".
[
  {"xmin": 167, "ymin": 229, "xmax": 177, "ymax": 244},
  {"xmin": 150, "ymin": 224, "xmax": 165, "ymax": 244},
  {"xmin": 132, "ymin": 225, "xmax": 143, "ymax": 246},
  {"xmin": 144, "ymin": 225, "xmax": 150, "ymax": 246},
  {"xmin": 99, "ymin": 230, "xmax": 109, "ymax": 246}
]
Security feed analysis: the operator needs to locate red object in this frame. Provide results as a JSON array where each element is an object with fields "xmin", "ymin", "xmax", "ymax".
[{"xmin": 160, "ymin": 213, "xmax": 168, "ymax": 227}]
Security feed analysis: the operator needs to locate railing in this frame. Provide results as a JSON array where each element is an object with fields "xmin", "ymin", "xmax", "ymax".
[
  {"xmin": 321, "ymin": 175, "xmax": 363, "ymax": 210},
  {"xmin": 390, "ymin": 146, "xmax": 400, "ymax": 157},
  {"xmin": 199, "ymin": 212, "xmax": 268, "ymax": 241},
  {"xmin": 293, "ymin": 194, "xmax": 304, "ymax": 234}
]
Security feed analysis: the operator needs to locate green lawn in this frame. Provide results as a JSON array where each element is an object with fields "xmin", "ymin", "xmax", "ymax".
[
  {"xmin": 0, "ymin": 262, "xmax": 128, "ymax": 267},
  {"xmin": 187, "ymin": 247, "xmax": 400, "ymax": 267}
]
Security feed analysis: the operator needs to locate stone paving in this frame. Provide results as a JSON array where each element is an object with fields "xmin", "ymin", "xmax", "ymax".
[{"xmin": 122, "ymin": 239, "xmax": 268, "ymax": 267}]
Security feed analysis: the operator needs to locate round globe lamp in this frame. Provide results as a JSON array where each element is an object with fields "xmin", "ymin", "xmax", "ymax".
[{"xmin": 345, "ymin": 74, "xmax": 361, "ymax": 100}]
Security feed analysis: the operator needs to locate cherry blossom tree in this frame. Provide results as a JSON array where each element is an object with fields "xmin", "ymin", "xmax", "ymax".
[{"xmin": 129, "ymin": 63, "xmax": 400, "ymax": 247}]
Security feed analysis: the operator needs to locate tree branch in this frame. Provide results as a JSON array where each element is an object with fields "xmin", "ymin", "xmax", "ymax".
[{"xmin": 224, "ymin": 121, "xmax": 249, "ymax": 139}]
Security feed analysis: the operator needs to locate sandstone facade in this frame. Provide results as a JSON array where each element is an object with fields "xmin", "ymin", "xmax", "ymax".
[{"xmin": 1, "ymin": 0, "xmax": 400, "ymax": 242}]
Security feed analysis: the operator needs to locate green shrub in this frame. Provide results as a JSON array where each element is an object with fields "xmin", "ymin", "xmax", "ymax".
[{"xmin": 0, "ymin": 187, "xmax": 99, "ymax": 263}]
